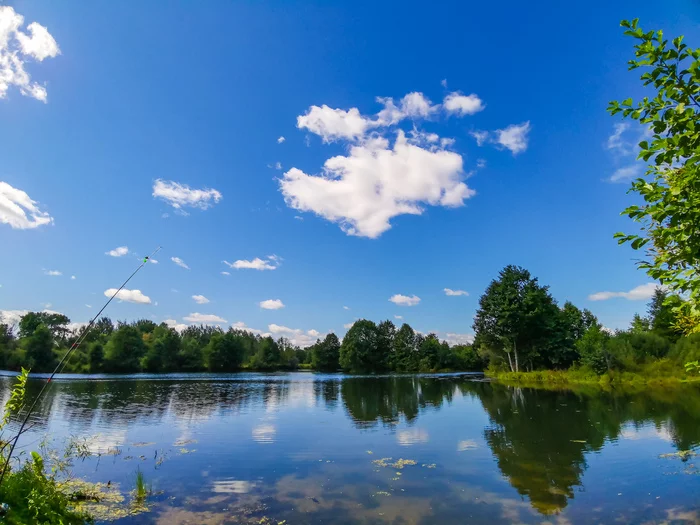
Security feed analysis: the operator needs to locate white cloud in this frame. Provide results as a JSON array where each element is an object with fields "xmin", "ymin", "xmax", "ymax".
[
  {"xmin": 171, "ymin": 257, "xmax": 190, "ymax": 270},
  {"xmin": 106, "ymin": 246, "xmax": 129, "ymax": 257},
  {"xmin": 86, "ymin": 304, "xmax": 92, "ymax": 308},
  {"xmin": 443, "ymin": 92, "xmax": 485, "ymax": 116},
  {"xmin": 183, "ymin": 312, "xmax": 227, "ymax": 324},
  {"xmin": 221, "ymin": 271, "xmax": 230, "ymax": 276},
  {"xmin": 152, "ymin": 179, "xmax": 222, "ymax": 211},
  {"xmin": 440, "ymin": 137, "xmax": 455, "ymax": 148},
  {"xmin": 274, "ymin": 162, "xmax": 282, "ymax": 170},
  {"xmin": 588, "ymin": 283, "xmax": 663, "ymax": 301},
  {"xmin": 70, "ymin": 275, "xmax": 76, "ymax": 280},
  {"xmin": 441, "ymin": 332, "xmax": 475, "ymax": 346},
  {"xmin": 494, "ymin": 121, "xmax": 531, "ymax": 155},
  {"xmin": 607, "ymin": 123, "xmax": 631, "ymax": 154},
  {"xmin": 104, "ymin": 288, "xmax": 151, "ymax": 304},
  {"xmin": 610, "ymin": 164, "xmax": 643, "ymax": 183},
  {"xmin": 281, "ymin": 130, "xmax": 473, "ymax": 238},
  {"xmin": 400, "ymin": 92, "xmax": 437, "ymax": 118},
  {"xmin": 470, "ymin": 131, "xmax": 489, "ymax": 147},
  {"xmin": 224, "ymin": 256, "xmax": 280, "ymax": 271},
  {"xmin": 389, "ymin": 294, "xmax": 421, "ymax": 306},
  {"xmin": 307, "ymin": 329, "xmax": 320, "ymax": 337},
  {"xmin": 0, "ymin": 7, "xmax": 60, "ymax": 102},
  {"xmin": 441, "ymin": 79, "xmax": 448, "ymax": 88},
  {"xmin": 343, "ymin": 306, "xmax": 350, "ymax": 310},
  {"xmin": 297, "ymin": 105, "xmax": 373, "ymax": 143},
  {"xmin": 444, "ymin": 288, "xmax": 468, "ymax": 296},
  {"xmin": 476, "ymin": 158, "xmax": 486, "ymax": 169},
  {"xmin": 44, "ymin": 269, "xmax": 61, "ymax": 276},
  {"xmin": 0, "ymin": 182, "xmax": 53, "ymax": 229},
  {"xmin": 294, "ymin": 215, "xmax": 303, "ymax": 221},
  {"xmin": 164, "ymin": 318, "xmax": 188, "ymax": 332},
  {"xmin": 192, "ymin": 294, "xmax": 209, "ymax": 304},
  {"xmin": 149, "ymin": 258, "xmax": 158, "ymax": 264},
  {"xmin": 231, "ymin": 321, "xmax": 267, "ymax": 336},
  {"xmin": 343, "ymin": 322, "xmax": 353, "ymax": 329},
  {"xmin": 260, "ymin": 299, "xmax": 285, "ymax": 310},
  {"xmin": 394, "ymin": 315, "xmax": 403, "ymax": 320},
  {"xmin": 277, "ymin": 136, "xmax": 285, "ymax": 143}
]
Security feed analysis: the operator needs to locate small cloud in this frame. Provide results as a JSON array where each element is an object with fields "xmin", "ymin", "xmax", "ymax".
[
  {"xmin": 85, "ymin": 304, "xmax": 92, "ymax": 308},
  {"xmin": 221, "ymin": 271, "xmax": 230, "ymax": 276},
  {"xmin": 308, "ymin": 329, "xmax": 320, "ymax": 337},
  {"xmin": 275, "ymin": 162, "xmax": 282, "ymax": 170},
  {"xmin": 389, "ymin": 294, "xmax": 420, "ymax": 306},
  {"xmin": 440, "ymin": 137, "xmax": 455, "ymax": 148},
  {"xmin": 70, "ymin": 275, "xmax": 76, "ymax": 280},
  {"xmin": 294, "ymin": 215, "xmax": 303, "ymax": 221},
  {"xmin": 149, "ymin": 259, "xmax": 158, "ymax": 264},
  {"xmin": 343, "ymin": 306, "xmax": 350, "ymax": 310},
  {"xmin": 171, "ymin": 288, "xmax": 179, "ymax": 293},
  {"xmin": 443, "ymin": 92, "xmax": 485, "ymax": 116},
  {"xmin": 470, "ymin": 130, "xmax": 489, "ymax": 147},
  {"xmin": 343, "ymin": 322, "xmax": 353, "ymax": 329},
  {"xmin": 476, "ymin": 158, "xmax": 486, "ymax": 169},
  {"xmin": 441, "ymin": 78, "xmax": 447, "ymax": 88},
  {"xmin": 104, "ymin": 288, "xmax": 151, "ymax": 304},
  {"xmin": 394, "ymin": 315, "xmax": 403, "ymax": 320},
  {"xmin": 277, "ymin": 136, "xmax": 286, "ymax": 144},
  {"xmin": 164, "ymin": 319, "xmax": 188, "ymax": 332},
  {"xmin": 494, "ymin": 121, "xmax": 530, "ymax": 155},
  {"xmin": 183, "ymin": 312, "xmax": 227, "ymax": 324},
  {"xmin": 192, "ymin": 295, "xmax": 210, "ymax": 304},
  {"xmin": 106, "ymin": 246, "xmax": 128, "ymax": 257},
  {"xmin": 224, "ymin": 256, "xmax": 280, "ymax": 271},
  {"xmin": 607, "ymin": 123, "xmax": 632, "ymax": 154},
  {"xmin": 44, "ymin": 270, "xmax": 61, "ymax": 276},
  {"xmin": 259, "ymin": 299, "xmax": 285, "ymax": 310},
  {"xmin": 588, "ymin": 283, "xmax": 663, "ymax": 301},
  {"xmin": 444, "ymin": 288, "xmax": 468, "ymax": 296},
  {"xmin": 161, "ymin": 213, "xmax": 170, "ymax": 219},
  {"xmin": 610, "ymin": 164, "xmax": 643, "ymax": 183},
  {"xmin": 153, "ymin": 179, "xmax": 222, "ymax": 211},
  {"xmin": 171, "ymin": 257, "xmax": 190, "ymax": 270}
]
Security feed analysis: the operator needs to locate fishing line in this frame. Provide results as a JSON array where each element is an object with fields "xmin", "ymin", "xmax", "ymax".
[{"xmin": 0, "ymin": 246, "xmax": 162, "ymax": 487}]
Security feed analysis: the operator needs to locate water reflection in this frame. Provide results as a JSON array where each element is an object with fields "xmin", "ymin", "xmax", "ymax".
[{"xmin": 2, "ymin": 372, "xmax": 700, "ymax": 522}]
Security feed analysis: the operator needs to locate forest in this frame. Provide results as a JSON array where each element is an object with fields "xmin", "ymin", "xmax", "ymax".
[
  {"xmin": 0, "ymin": 312, "xmax": 482, "ymax": 374},
  {"xmin": 1, "ymin": 263, "xmax": 698, "ymax": 378}
]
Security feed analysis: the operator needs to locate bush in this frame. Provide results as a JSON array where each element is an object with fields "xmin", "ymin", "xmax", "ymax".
[{"xmin": 671, "ymin": 333, "xmax": 700, "ymax": 363}]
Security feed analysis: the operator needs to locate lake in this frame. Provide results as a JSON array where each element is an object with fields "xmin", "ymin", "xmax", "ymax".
[{"xmin": 2, "ymin": 372, "xmax": 699, "ymax": 524}]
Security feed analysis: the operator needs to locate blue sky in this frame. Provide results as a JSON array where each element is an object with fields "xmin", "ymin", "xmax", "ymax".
[{"xmin": 1, "ymin": 1, "xmax": 697, "ymax": 346}]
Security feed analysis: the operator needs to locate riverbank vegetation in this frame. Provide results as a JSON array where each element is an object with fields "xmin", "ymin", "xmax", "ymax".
[{"xmin": 0, "ymin": 312, "xmax": 482, "ymax": 374}]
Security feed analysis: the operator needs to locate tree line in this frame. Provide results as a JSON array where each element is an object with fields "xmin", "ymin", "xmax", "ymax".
[
  {"xmin": 473, "ymin": 265, "xmax": 700, "ymax": 376},
  {"xmin": 0, "ymin": 313, "xmax": 482, "ymax": 374}
]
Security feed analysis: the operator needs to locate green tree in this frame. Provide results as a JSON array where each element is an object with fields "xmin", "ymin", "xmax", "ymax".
[
  {"xmin": 312, "ymin": 333, "xmax": 340, "ymax": 371},
  {"xmin": 575, "ymin": 325, "xmax": 613, "ymax": 374},
  {"xmin": 340, "ymin": 320, "xmax": 378, "ymax": 373},
  {"xmin": 609, "ymin": 19, "xmax": 700, "ymax": 333},
  {"xmin": 205, "ymin": 332, "xmax": 244, "ymax": 372},
  {"xmin": 473, "ymin": 265, "xmax": 561, "ymax": 371},
  {"xmin": 103, "ymin": 325, "xmax": 147, "ymax": 373},
  {"xmin": 23, "ymin": 324, "xmax": 56, "ymax": 372},
  {"xmin": 250, "ymin": 336, "xmax": 281, "ymax": 370},
  {"xmin": 392, "ymin": 324, "xmax": 418, "ymax": 372},
  {"xmin": 647, "ymin": 288, "xmax": 683, "ymax": 341},
  {"xmin": 88, "ymin": 342, "xmax": 104, "ymax": 373},
  {"xmin": 19, "ymin": 312, "xmax": 70, "ymax": 341}
]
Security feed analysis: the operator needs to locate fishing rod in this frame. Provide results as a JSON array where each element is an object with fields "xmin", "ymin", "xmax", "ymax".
[{"xmin": 0, "ymin": 246, "xmax": 162, "ymax": 488}]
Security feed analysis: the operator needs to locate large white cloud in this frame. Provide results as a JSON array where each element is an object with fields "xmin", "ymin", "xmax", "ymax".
[
  {"xmin": 281, "ymin": 130, "xmax": 473, "ymax": 238},
  {"xmin": 106, "ymin": 246, "xmax": 129, "ymax": 257},
  {"xmin": 588, "ymin": 283, "xmax": 663, "ymax": 302},
  {"xmin": 104, "ymin": 288, "xmax": 151, "ymax": 304},
  {"xmin": 389, "ymin": 294, "xmax": 421, "ymax": 306},
  {"xmin": 183, "ymin": 312, "xmax": 227, "ymax": 324},
  {"xmin": 223, "ymin": 255, "xmax": 280, "ymax": 271},
  {"xmin": 259, "ymin": 299, "xmax": 285, "ymax": 310},
  {"xmin": 297, "ymin": 105, "xmax": 374, "ymax": 143},
  {"xmin": 152, "ymin": 179, "xmax": 222, "ymax": 212},
  {"xmin": 0, "ymin": 182, "xmax": 53, "ymax": 229},
  {"xmin": 0, "ymin": 7, "xmax": 60, "ymax": 102}
]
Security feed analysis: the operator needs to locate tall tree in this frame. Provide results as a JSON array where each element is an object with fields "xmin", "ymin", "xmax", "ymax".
[
  {"xmin": 647, "ymin": 288, "xmax": 683, "ymax": 342},
  {"xmin": 340, "ymin": 320, "xmax": 379, "ymax": 373},
  {"xmin": 23, "ymin": 324, "xmax": 56, "ymax": 372},
  {"xmin": 473, "ymin": 266, "xmax": 561, "ymax": 371},
  {"xmin": 312, "ymin": 333, "xmax": 341, "ymax": 371},
  {"xmin": 392, "ymin": 324, "xmax": 417, "ymax": 372},
  {"xmin": 205, "ymin": 332, "xmax": 244, "ymax": 372},
  {"xmin": 609, "ymin": 20, "xmax": 700, "ymax": 333},
  {"xmin": 19, "ymin": 312, "xmax": 70, "ymax": 341},
  {"xmin": 103, "ymin": 325, "xmax": 147, "ymax": 373}
]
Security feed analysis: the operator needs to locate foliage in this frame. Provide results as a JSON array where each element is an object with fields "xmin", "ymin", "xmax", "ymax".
[
  {"xmin": 609, "ymin": 19, "xmax": 700, "ymax": 333},
  {"xmin": 23, "ymin": 325, "xmax": 56, "ymax": 372},
  {"xmin": 311, "ymin": 333, "xmax": 340, "ymax": 371}
]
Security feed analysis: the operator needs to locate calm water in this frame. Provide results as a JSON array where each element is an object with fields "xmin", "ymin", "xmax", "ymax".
[{"xmin": 2, "ymin": 372, "xmax": 700, "ymax": 524}]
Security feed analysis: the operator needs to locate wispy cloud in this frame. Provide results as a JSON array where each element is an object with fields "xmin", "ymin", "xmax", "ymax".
[
  {"xmin": 171, "ymin": 257, "xmax": 190, "ymax": 270},
  {"xmin": 588, "ymin": 283, "xmax": 662, "ymax": 301},
  {"xmin": 44, "ymin": 269, "xmax": 61, "ymax": 276},
  {"xmin": 224, "ymin": 255, "xmax": 280, "ymax": 271},
  {"xmin": 192, "ymin": 295, "xmax": 209, "ymax": 304},
  {"xmin": 444, "ymin": 288, "xmax": 468, "ymax": 296},
  {"xmin": 153, "ymin": 179, "xmax": 222, "ymax": 212},
  {"xmin": 0, "ymin": 182, "xmax": 54, "ymax": 229},
  {"xmin": 183, "ymin": 312, "xmax": 227, "ymax": 324}
]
